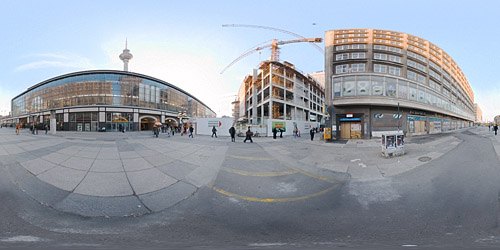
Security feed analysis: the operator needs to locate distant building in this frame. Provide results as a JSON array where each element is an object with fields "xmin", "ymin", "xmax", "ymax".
[
  {"xmin": 234, "ymin": 60, "xmax": 324, "ymax": 136},
  {"xmin": 495, "ymin": 115, "xmax": 500, "ymax": 125},
  {"xmin": 474, "ymin": 103, "xmax": 483, "ymax": 123},
  {"xmin": 308, "ymin": 71, "xmax": 325, "ymax": 89}
]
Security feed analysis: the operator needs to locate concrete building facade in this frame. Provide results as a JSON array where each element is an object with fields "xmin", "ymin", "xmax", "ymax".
[
  {"xmin": 235, "ymin": 60, "xmax": 324, "ymax": 136},
  {"xmin": 474, "ymin": 103, "xmax": 483, "ymax": 124},
  {"xmin": 325, "ymin": 29, "xmax": 475, "ymax": 139}
]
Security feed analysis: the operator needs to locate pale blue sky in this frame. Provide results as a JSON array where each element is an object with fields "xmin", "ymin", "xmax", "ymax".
[{"xmin": 0, "ymin": 0, "xmax": 498, "ymax": 120}]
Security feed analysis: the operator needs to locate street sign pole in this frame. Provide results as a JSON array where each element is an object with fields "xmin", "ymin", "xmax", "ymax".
[{"xmin": 397, "ymin": 102, "xmax": 400, "ymax": 132}]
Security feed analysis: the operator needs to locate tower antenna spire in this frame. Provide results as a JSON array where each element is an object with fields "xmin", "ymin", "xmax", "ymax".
[{"xmin": 119, "ymin": 39, "xmax": 133, "ymax": 71}]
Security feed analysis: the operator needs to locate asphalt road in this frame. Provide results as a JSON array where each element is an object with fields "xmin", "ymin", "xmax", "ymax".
[{"xmin": 1, "ymin": 129, "xmax": 500, "ymax": 249}]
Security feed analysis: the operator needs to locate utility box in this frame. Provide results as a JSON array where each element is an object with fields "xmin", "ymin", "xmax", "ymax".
[
  {"xmin": 381, "ymin": 132, "xmax": 405, "ymax": 158},
  {"xmin": 324, "ymin": 127, "xmax": 331, "ymax": 140}
]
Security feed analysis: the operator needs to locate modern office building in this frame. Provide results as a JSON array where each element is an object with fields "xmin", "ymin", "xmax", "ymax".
[
  {"xmin": 3, "ymin": 45, "xmax": 216, "ymax": 131},
  {"xmin": 474, "ymin": 103, "xmax": 483, "ymax": 124},
  {"xmin": 325, "ymin": 29, "xmax": 475, "ymax": 139},
  {"xmin": 234, "ymin": 60, "xmax": 325, "ymax": 135}
]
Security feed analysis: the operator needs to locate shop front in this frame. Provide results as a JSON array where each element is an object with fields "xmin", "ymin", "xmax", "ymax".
[
  {"xmin": 339, "ymin": 117, "xmax": 362, "ymax": 139},
  {"xmin": 407, "ymin": 115, "xmax": 427, "ymax": 135},
  {"xmin": 429, "ymin": 117, "xmax": 442, "ymax": 134}
]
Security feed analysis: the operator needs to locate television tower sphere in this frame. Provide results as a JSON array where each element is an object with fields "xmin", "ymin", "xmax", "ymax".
[{"xmin": 119, "ymin": 40, "xmax": 133, "ymax": 71}]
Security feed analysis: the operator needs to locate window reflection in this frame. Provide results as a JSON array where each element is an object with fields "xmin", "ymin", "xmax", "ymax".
[{"xmin": 12, "ymin": 72, "xmax": 215, "ymax": 118}]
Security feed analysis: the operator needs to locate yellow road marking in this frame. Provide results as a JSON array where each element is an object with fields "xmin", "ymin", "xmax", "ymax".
[
  {"xmin": 212, "ymin": 184, "xmax": 341, "ymax": 203},
  {"xmin": 228, "ymin": 155, "xmax": 273, "ymax": 161},
  {"xmin": 221, "ymin": 167, "xmax": 298, "ymax": 177}
]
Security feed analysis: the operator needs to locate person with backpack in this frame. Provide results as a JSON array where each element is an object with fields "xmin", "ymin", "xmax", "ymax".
[
  {"xmin": 212, "ymin": 126, "xmax": 217, "ymax": 138},
  {"xmin": 243, "ymin": 128, "xmax": 253, "ymax": 143}
]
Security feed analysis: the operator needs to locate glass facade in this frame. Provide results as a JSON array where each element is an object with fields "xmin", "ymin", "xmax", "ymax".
[
  {"xmin": 11, "ymin": 71, "xmax": 216, "ymax": 118},
  {"xmin": 332, "ymin": 75, "xmax": 471, "ymax": 118}
]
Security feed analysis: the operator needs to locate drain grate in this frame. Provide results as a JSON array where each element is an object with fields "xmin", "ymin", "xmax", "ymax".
[{"xmin": 418, "ymin": 156, "xmax": 432, "ymax": 162}]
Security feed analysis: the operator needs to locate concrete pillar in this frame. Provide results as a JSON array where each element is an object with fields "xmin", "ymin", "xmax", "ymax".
[
  {"xmin": 269, "ymin": 63, "xmax": 273, "ymax": 120},
  {"xmin": 50, "ymin": 110, "xmax": 56, "ymax": 135},
  {"xmin": 99, "ymin": 111, "xmax": 106, "ymax": 130}
]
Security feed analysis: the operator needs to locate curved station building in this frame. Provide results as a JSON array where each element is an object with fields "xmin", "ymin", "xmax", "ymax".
[
  {"xmin": 4, "ymin": 45, "xmax": 215, "ymax": 132},
  {"xmin": 325, "ymin": 29, "xmax": 475, "ymax": 139}
]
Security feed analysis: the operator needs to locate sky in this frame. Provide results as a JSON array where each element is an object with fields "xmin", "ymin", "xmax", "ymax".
[{"xmin": 0, "ymin": 0, "xmax": 498, "ymax": 121}]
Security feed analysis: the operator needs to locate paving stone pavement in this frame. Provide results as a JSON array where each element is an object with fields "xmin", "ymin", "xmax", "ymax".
[{"xmin": 0, "ymin": 126, "xmax": 482, "ymax": 217}]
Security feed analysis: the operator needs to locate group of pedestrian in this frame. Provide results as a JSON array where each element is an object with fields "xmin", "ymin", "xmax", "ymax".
[
  {"xmin": 272, "ymin": 127, "xmax": 284, "ymax": 139},
  {"xmin": 227, "ymin": 125, "xmax": 253, "ymax": 143}
]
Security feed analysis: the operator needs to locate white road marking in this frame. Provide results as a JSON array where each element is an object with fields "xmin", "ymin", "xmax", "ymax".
[{"xmin": 1, "ymin": 236, "xmax": 46, "ymax": 242}]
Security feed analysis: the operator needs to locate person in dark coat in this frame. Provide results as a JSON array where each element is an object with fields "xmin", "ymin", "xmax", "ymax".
[
  {"xmin": 494, "ymin": 125, "xmax": 498, "ymax": 136},
  {"xmin": 279, "ymin": 128, "xmax": 283, "ymax": 138},
  {"xmin": 272, "ymin": 127, "xmax": 277, "ymax": 139},
  {"xmin": 229, "ymin": 126, "xmax": 236, "ymax": 142},
  {"xmin": 310, "ymin": 128, "xmax": 315, "ymax": 141},
  {"xmin": 243, "ymin": 128, "xmax": 253, "ymax": 143},
  {"xmin": 212, "ymin": 126, "xmax": 217, "ymax": 138},
  {"xmin": 189, "ymin": 125, "xmax": 194, "ymax": 138}
]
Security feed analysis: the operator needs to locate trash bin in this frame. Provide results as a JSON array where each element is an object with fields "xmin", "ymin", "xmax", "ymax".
[
  {"xmin": 324, "ymin": 127, "xmax": 331, "ymax": 140},
  {"xmin": 381, "ymin": 132, "xmax": 404, "ymax": 158}
]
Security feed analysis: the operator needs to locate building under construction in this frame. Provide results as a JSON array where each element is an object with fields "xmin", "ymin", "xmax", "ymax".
[{"xmin": 232, "ymin": 60, "xmax": 325, "ymax": 136}]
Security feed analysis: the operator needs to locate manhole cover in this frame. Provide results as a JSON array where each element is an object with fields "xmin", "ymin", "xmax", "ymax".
[{"xmin": 418, "ymin": 156, "xmax": 432, "ymax": 162}]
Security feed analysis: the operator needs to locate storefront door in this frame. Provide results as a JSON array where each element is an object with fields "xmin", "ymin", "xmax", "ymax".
[{"xmin": 340, "ymin": 122, "xmax": 361, "ymax": 139}]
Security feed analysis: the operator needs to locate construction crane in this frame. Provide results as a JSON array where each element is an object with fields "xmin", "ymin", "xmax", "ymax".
[
  {"xmin": 220, "ymin": 37, "xmax": 322, "ymax": 74},
  {"xmin": 222, "ymin": 24, "xmax": 324, "ymax": 53}
]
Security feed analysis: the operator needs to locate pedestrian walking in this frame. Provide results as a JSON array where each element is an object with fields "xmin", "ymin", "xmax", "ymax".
[
  {"xmin": 272, "ymin": 127, "xmax": 277, "ymax": 139},
  {"xmin": 279, "ymin": 128, "xmax": 283, "ymax": 138},
  {"xmin": 494, "ymin": 125, "xmax": 498, "ymax": 136},
  {"xmin": 310, "ymin": 128, "xmax": 315, "ymax": 141},
  {"xmin": 153, "ymin": 125, "xmax": 160, "ymax": 138},
  {"xmin": 229, "ymin": 126, "xmax": 236, "ymax": 142},
  {"xmin": 212, "ymin": 126, "xmax": 217, "ymax": 138},
  {"xmin": 243, "ymin": 128, "xmax": 253, "ymax": 143},
  {"xmin": 45, "ymin": 124, "xmax": 48, "ymax": 134},
  {"xmin": 16, "ymin": 124, "xmax": 20, "ymax": 135},
  {"xmin": 293, "ymin": 127, "xmax": 298, "ymax": 138},
  {"xmin": 189, "ymin": 125, "xmax": 194, "ymax": 138},
  {"xmin": 489, "ymin": 125, "xmax": 491, "ymax": 131}
]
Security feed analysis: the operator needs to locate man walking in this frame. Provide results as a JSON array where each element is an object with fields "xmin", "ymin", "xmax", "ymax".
[
  {"xmin": 45, "ymin": 124, "xmax": 49, "ymax": 134},
  {"xmin": 212, "ymin": 126, "xmax": 217, "ymax": 138},
  {"xmin": 494, "ymin": 125, "xmax": 498, "ymax": 136},
  {"xmin": 16, "ymin": 124, "xmax": 20, "ymax": 135},
  {"xmin": 229, "ymin": 125, "xmax": 236, "ymax": 142},
  {"xmin": 189, "ymin": 125, "xmax": 194, "ymax": 138},
  {"xmin": 243, "ymin": 128, "xmax": 253, "ymax": 143},
  {"xmin": 279, "ymin": 128, "xmax": 283, "ymax": 138},
  {"xmin": 310, "ymin": 127, "xmax": 315, "ymax": 141},
  {"xmin": 272, "ymin": 127, "xmax": 277, "ymax": 139}
]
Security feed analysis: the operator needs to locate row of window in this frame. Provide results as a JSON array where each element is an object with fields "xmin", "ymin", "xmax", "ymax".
[
  {"xmin": 335, "ymin": 44, "xmax": 367, "ymax": 51},
  {"xmin": 374, "ymin": 53, "xmax": 401, "ymax": 63},
  {"xmin": 336, "ymin": 52, "xmax": 366, "ymax": 60},
  {"xmin": 335, "ymin": 64, "xmax": 458, "ymax": 101},
  {"xmin": 373, "ymin": 45, "xmax": 402, "ymax": 53},
  {"xmin": 336, "ymin": 64, "xmax": 366, "ymax": 73},
  {"xmin": 332, "ymin": 75, "xmax": 473, "ymax": 118}
]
